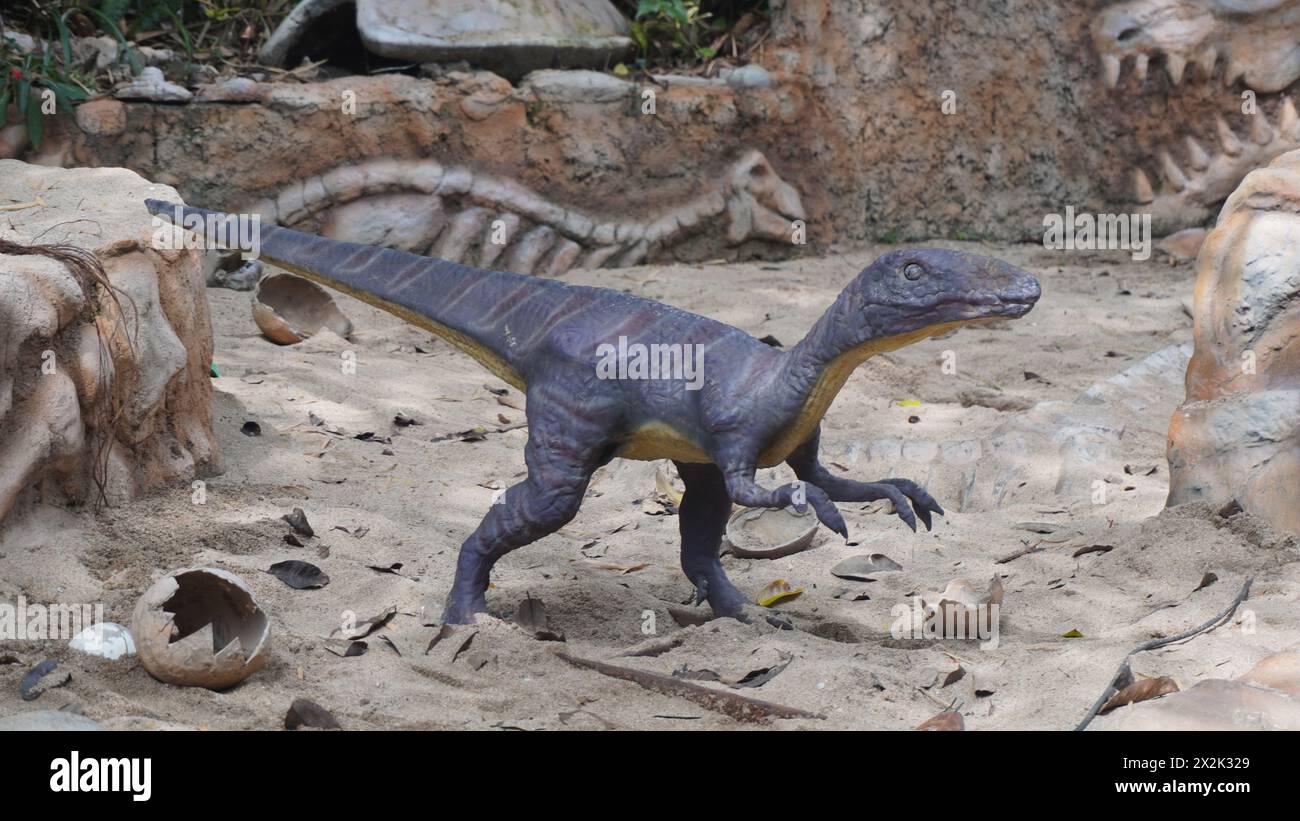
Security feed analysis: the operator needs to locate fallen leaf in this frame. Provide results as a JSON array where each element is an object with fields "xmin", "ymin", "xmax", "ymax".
[
  {"xmin": 940, "ymin": 665, "xmax": 967, "ymax": 687},
  {"xmin": 331, "ymin": 606, "xmax": 397, "ymax": 640},
  {"xmin": 324, "ymin": 639, "xmax": 367, "ymax": 657},
  {"xmin": 20, "ymin": 659, "xmax": 69, "ymax": 701},
  {"xmin": 916, "ymin": 710, "xmax": 965, "ymax": 731},
  {"xmin": 1100, "ymin": 676, "xmax": 1179, "ymax": 714},
  {"xmin": 425, "ymin": 624, "xmax": 455, "ymax": 653},
  {"xmin": 730, "ymin": 651, "xmax": 793, "ymax": 689},
  {"xmin": 282, "ymin": 507, "xmax": 314, "ymax": 537},
  {"xmin": 1072, "ymin": 544, "xmax": 1114, "ymax": 558},
  {"xmin": 285, "ymin": 699, "xmax": 341, "ymax": 730},
  {"xmin": 757, "ymin": 579, "xmax": 804, "ymax": 607},
  {"xmin": 267, "ymin": 560, "xmax": 330, "ymax": 589}
]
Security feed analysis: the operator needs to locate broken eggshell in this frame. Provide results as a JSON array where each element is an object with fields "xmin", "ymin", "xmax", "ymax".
[
  {"xmin": 68, "ymin": 622, "xmax": 136, "ymax": 660},
  {"xmin": 131, "ymin": 567, "xmax": 271, "ymax": 689},
  {"xmin": 252, "ymin": 273, "xmax": 352, "ymax": 345},
  {"xmin": 918, "ymin": 575, "xmax": 1005, "ymax": 638},
  {"xmin": 724, "ymin": 505, "xmax": 819, "ymax": 559}
]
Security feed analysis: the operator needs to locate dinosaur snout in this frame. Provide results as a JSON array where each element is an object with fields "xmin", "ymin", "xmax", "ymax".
[{"xmin": 992, "ymin": 262, "xmax": 1041, "ymax": 317}]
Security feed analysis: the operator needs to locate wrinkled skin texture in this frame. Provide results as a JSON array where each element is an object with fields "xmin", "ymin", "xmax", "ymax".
[{"xmin": 149, "ymin": 200, "xmax": 1041, "ymax": 628}]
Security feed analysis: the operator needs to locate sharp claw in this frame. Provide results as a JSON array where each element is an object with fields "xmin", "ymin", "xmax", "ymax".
[
  {"xmin": 694, "ymin": 577, "xmax": 709, "ymax": 606},
  {"xmin": 765, "ymin": 614, "xmax": 794, "ymax": 631},
  {"xmin": 917, "ymin": 506, "xmax": 933, "ymax": 531}
]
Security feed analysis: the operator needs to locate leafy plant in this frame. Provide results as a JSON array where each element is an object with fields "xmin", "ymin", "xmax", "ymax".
[
  {"xmin": 0, "ymin": 40, "xmax": 91, "ymax": 149},
  {"xmin": 629, "ymin": 0, "xmax": 719, "ymax": 64}
]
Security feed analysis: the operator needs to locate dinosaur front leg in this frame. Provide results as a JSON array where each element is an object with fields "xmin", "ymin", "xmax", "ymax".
[
  {"xmin": 713, "ymin": 442, "xmax": 848, "ymax": 539},
  {"xmin": 786, "ymin": 432, "xmax": 944, "ymax": 532},
  {"xmin": 676, "ymin": 461, "xmax": 791, "ymax": 630}
]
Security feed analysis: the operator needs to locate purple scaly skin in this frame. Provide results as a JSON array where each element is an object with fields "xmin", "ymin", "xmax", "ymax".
[{"xmin": 147, "ymin": 199, "xmax": 1041, "ymax": 629}]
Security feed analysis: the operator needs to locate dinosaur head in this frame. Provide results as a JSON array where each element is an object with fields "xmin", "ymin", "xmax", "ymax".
[
  {"xmin": 845, "ymin": 248, "xmax": 1040, "ymax": 346},
  {"xmin": 724, "ymin": 150, "xmax": 807, "ymax": 244},
  {"xmin": 1092, "ymin": 0, "xmax": 1300, "ymax": 92}
]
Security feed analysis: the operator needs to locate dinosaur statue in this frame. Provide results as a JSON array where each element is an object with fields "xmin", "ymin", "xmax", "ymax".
[
  {"xmin": 248, "ymin": 150, "xmax": 805, "ymax": 277},
  {"xmin": 146, "ymin": 198, "xmax": 1041, "ymax": 627}
]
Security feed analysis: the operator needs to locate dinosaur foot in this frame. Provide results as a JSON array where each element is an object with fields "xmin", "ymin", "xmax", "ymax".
[
  {"xmin": 440, "ymin": 593, "xmax": 489, "ymax": 626},
  {"xmin": 695, "ymin": 577, "xmax": 794, "ymax": 630},
  {"xmin": 870, "ymin": 478, "xmax": 945, "ymax": 532},
  {"xmin": 735, "ymin": 604, "xmax": 795, "ymax": 631}
]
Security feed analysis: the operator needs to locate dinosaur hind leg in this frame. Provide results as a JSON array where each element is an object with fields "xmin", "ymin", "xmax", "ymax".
[
  {"xmin": 441, "ymin": 383, "xmax": 615, "ymax": 625},
  {"xmin": 676, "ymin": 461, "xmax": 792, "ymax": 630}
]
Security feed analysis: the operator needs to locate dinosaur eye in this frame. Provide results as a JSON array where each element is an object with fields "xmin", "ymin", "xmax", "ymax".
[{"xmin": 903, "ymin": 263, "xmax": 924, "ymax": 281}]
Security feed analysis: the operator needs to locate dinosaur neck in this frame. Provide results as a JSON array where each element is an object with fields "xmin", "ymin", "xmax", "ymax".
[{"xmin": 759, "ymin": 295, "xmax": 961, "ymax": 464}]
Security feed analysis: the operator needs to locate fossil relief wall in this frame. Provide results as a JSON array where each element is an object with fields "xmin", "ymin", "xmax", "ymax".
[{"xmin": 4, "ymin": 1, "xmax": 1300, "ymax": 250}]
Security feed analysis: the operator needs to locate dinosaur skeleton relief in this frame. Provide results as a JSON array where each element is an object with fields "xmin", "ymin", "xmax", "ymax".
[
  {"xmin": 249, "ymin": 150, "xmax": 805, "ymax": 276},
  {"xmin": 1134, "ymin": 99, "xmax": 1300, "ymax": 229},
  {"xmin": 1093, "ymin": 0, "xmax": 1300, "ymax": 231}
]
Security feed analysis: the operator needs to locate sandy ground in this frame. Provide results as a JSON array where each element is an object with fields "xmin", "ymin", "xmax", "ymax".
[{"xmin": 2, "ymin": 243, "xmax": 1298, "ymax": 730}]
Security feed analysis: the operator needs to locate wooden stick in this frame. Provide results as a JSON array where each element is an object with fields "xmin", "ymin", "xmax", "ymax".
[
  {"xmin": 558, "ymin": 653, "xmax": 824, "ymax": 723},
  {"xmin": 1074, "ymin": 577, "xmax": 1253, "ymax": 731}
]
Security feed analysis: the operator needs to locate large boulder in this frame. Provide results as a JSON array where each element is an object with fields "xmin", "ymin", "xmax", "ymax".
[
  {"xmin": 0, "ymin": 161, "xmax": 218, "ymax": 527},
  {"xmin": 1166, "ymin": 149, "xmax": 1300, "ymax": 534},
  {"xmin": 260, "ymin": 0, "xmax": 634, "ymax": 79},
  {"xmin": 1105, "ymin": 646, "xmax": 1300, "ymax": 730}
]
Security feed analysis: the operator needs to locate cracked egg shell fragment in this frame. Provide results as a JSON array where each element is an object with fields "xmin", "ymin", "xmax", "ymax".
[{"xmin": 131, "ymin": 567, "xmax": 271, "ymax": 689}]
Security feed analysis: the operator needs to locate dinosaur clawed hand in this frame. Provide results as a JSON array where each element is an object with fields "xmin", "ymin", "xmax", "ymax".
[
  {"xmin": 868, "ymin": 478, "xmax": 945, "ymax": 532},
  {"xmin": 786, "ymin": 481, "xmax": 849, "ymax": 540}
]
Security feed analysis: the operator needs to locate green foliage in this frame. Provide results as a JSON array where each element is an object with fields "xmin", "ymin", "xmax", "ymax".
[
  {"xmin": 0, "ymin": 40, "xmax": 91, "ymax": 150},
  {"xmin": 629, "ymin": 0, "xmax": 718, "ymax": 64}
]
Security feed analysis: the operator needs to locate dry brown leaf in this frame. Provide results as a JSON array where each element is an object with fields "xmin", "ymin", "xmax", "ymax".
[
  {"xmin": 1100, "ymin": 675, "xmax": 1180, "ymax": 714},
  {"xmin": 916, "ymin": 710, "xmax": 965, "ymax": 731}
]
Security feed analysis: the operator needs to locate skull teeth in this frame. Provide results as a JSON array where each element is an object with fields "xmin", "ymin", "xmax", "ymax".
[
  {"xmin": 1102, "ymin": 53, "xmax": 1122, "ymax": 88},
  {"xmin": 1216, "ymin": 116, "xmax": 1244, "ymax": 156},
  {"xmin": 1184, "ymin": 136, "xmax": 1210, "ymax": 171},
  {"xmin": 1132, "ymin": 167, "xmax": 1155, "ymax": 203},
  {"xmin": 1250, "ymin": 112, "xmax": 1275, "ymax": 145},
  {"xmin": 1164, "ymin": 53, "xmax": 1186, "ymax": 85},
  {"xmin": 1159, "ymin": 151, "xmax": 1189, "ymax": 191}
]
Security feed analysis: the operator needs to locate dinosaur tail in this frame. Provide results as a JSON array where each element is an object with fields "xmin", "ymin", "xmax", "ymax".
[{"xmin": 146, "ymin": 199, "xmax": 551, "ymax": 388}]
